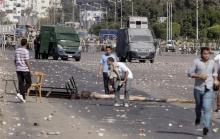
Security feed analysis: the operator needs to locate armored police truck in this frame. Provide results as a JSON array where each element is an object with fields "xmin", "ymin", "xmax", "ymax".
[
  {"xmin": 116, "ymin": 16, "xmax": 156, "ymax": 63},
  {"xmin": 39, "ymin": 25, "xmax": 81, "ymax": 61}
]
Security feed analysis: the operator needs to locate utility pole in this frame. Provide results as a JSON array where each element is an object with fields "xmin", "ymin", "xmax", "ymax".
[
  {"xmin": 196, "ymin": 0, "xmax": 199, "ymax": 41},
  {"xmin": 106, "ymin": 7, "xmax": 108, "ymax": 29},
  {"xmin": 132, "ymin": 0, "xmax": 134, "ymax": 16},
  {"xmin": 120, "ymin": 0, "xmax": 123, "ymax": 28},
  {"xmin": 54, "ymin": 0, "xmax": 56, "ymax": 25},
  {"xmin": 167, "ymin": 1, "xmax": 172, "ymax": 41},
  {"xmin": 167, "ymin": 0, "xmax": 169, "ymax": 41},
  {"xmin": 114, "ymin": 1, "xmax": 117, "ymax": 23},
  {"xmin": 170, "ymin": 2, "xmax": 172, "ymax": 41},
  {"xmin": 72, "ymin": 0, "xmax": 75, "ymax": 22}
]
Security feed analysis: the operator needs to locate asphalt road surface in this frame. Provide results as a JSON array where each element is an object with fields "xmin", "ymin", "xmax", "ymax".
[{"xmin": 0, "ymin": 50, "xmax": 220, "ymax": 139}]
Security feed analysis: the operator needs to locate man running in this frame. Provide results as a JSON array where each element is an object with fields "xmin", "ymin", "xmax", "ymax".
[{"xmin": 188, "ymin": 47, "xmax": 217, "ymax": 136}]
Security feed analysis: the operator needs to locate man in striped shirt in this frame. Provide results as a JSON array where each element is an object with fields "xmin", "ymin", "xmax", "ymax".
[{"xmin": 14, "ymin": 38, "xmax": 32, "ymax": 103}]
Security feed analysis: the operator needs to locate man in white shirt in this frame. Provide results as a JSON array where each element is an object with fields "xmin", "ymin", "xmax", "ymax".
[{"xmin": 107, "ymin": 57, "xmax": 133, "ymax": 107}]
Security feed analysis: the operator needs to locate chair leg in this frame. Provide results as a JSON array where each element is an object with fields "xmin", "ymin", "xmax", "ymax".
[
  {"xmin": 36, "ymin": 90, "xmax": 39, "ymax": 103},
  {"xmin": 39, "ymin": 88, "xmax": 42, "ymax": 103},
  {"xmin": 4, "ymin": 81, "xmax": 8, "ymax": 94}
]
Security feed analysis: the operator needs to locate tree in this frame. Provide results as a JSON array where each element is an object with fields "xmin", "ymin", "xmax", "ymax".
[{"xmin": 207, "ymin": 24, "xmax": 220, "ymax": 39}]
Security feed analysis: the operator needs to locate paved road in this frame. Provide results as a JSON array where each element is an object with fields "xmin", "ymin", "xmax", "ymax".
[{"xmin": 0, "ymin": 50, "xmax": 220, "ymax": 139}]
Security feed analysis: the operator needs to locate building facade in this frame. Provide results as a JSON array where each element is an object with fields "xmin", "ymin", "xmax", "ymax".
[{"xmin": 0, "ymin": 0, "xmax": 62, "ymax": 23}]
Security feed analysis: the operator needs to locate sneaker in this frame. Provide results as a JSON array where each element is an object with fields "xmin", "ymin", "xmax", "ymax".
[
  {"xmin": 17, "ymin": 93, "xmax": 25, "ymax": 103},
  {"xmin": 203, "ymin": 127, "xmax": 209, "ymax": 136},
  {"xmin": 195, "ymin": 118, "xmax": 200, "ymax": 126},
  {"xmin": 114, "ymin": 103, "xmax": 120, "ymax": 107},
  {"xmin": 124, "ymin": 103, "xmax": 129, "ymax": 108}
]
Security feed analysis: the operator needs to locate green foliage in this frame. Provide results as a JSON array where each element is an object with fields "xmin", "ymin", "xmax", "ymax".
[
  {"xmin": 105, "ymin": 0, "xmax": 220, "ymax": 40},
  {"xmin": 152, "ymin": 22, "xmax": 180, "ymax": 39},
  {"xmin": 207, "ymin": 24, "xmax": 220, "ymax": 39}
]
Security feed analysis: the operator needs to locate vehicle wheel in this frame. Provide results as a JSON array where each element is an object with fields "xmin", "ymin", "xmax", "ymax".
[
  {"xmin": 127, "ymin": 56, "xmax": 132, "ymax": 62},
  {"xmin": 150, "ymin": 59, "xmax": 154, "ymax": 63},
  {"xmin": 75, "ymin": 57, "xmax": 81, "ymax": 61},
  {"xmin": 61, "ymin": 57, "xmax": 68, "ymax": 61},
  {"xmin": 42, "ymin": 54, "xmax": 48, "ymax": 59},
  {"xmin": 120, "ymin": 57, "xmax": 126, "ymax": 62},
  {"xmin": 139, "ymin": 60, "xmax": 146, "ymax": 63},
  {"xmin": 165, "ymin": 48, "xmax": 168, "ymax": 52},
  {"xmin": 53, "ymin": 55, "xmax": 59, "ymax": 60}
]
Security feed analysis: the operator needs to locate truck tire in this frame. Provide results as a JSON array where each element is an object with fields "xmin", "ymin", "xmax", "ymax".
[
  {"xmin": 119, "ymin": 57, "xmax": 126, "ymax": 62},
  {"xmin": 42, "ymin": 53, "xmax": 48, "ymax": 59},
  {"xmin": 61, "ymin": 57, "xmax": 68, "ymax": 61},
  {"xmin": 127, "ymin": 55, "xmax": 132, "ymax": 62},
  {"xmin": 75, "ymin": 57, "xmax": 81, "ymax": 61},
  {"xmin": 53, "ymin": 55, "xmax": 59, "ymax": 60},
  {"xmin": 150, "ymin": 59, "xmax": 154, "ymax": 63},
  {"xmin": 139, "ymin": 60, "xmax": 146, "ymax": 63}
]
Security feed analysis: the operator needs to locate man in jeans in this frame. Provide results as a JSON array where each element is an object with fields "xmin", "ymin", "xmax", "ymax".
[
  {"xmin": 99, "ymin": 46, "xmax": 117, "ymax": 94},
  {"xmin": 188, "ymin": 47, "xmax": 217, "ymax": 136},
  {"xmin": 107, "ymin": 57, "xmax": 133, "ymax": 107},
  {"xmin": 15, "ymin": 38, "xmax": 32, "ymax": 103}
]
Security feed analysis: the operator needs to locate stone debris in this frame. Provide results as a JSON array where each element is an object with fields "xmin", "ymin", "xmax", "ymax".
[
  {"xmin": 212, "ymin": 128, "xmax": 219, "ymax": 133},
  {"xmin": 2, "ymin": 121, "xmax": 7, "ymax": 125},
  {"xmin": 47, "ymin": 131, "xmax": 61, "ymax": 135},
  {"xmin": 98, "ymin": 132, "xmax": 104, "ymax": 136}
]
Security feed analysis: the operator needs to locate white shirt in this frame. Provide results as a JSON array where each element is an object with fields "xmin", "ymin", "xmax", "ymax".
[{"xmin": 117, "ymin": 62, "xmax": 133, "ymax": 79}]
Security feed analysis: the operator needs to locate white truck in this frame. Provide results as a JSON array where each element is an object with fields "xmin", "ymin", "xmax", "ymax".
[{"xmin": 116, "ymin": 16, "xmax": 156, "ymax": 63}]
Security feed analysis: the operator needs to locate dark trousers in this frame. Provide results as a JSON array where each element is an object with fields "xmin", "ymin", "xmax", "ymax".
[
  {"xmin": 35, "ymin": 50, "xmax": 40, "ymax": 59},
  {"xmin": 17, "ymin": 71, "xmax": 32, "ymax": 100},
  {"xmin": 103, "ymin": 72, "xmax": 109, "ymax": 94}
]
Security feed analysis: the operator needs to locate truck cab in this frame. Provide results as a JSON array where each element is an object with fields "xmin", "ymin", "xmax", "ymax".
[{"xmin": 39, "ymin": 25, "xmax": 81, "ymax": 61}]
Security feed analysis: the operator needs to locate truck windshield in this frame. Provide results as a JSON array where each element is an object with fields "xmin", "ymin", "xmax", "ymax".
[
  {"xmin": 57, "ymin": 33, "xmax": 79, "ymax": 42},
  {"xmin": 131, "ymin": 36, "xmax": 153, "ymax": 42}
]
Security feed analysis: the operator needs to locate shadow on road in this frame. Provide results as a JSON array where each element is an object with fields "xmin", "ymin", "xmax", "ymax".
[{"xmin": 156, "ymin": 130, "xmax": 201, "ymax": 137}]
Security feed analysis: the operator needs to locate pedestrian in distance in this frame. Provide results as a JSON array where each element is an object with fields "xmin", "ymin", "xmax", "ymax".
[
  {"xmin": 34, "ymin": 36, "xmax": 40, "ymax": 59},
  {"xmin": 107, "ymin": 57, "xmax": 133, "ymax": 107},
  {"xmin": 187, "ymin": 47, "xmax": 218, "ymax": 136},
  {"xmin": 14, "ymin": 38, "xmax": 32, "ymax": 103},
  {"xmin": 99, "ymin": 46, "xmax": 117, "ymax": 94}
]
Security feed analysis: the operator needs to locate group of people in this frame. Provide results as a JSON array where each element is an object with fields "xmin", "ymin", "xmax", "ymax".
[
  {"xmin": 188, "ymin": 46, "xmax": 220, "ymax": 136},
  {"xmin": 99, "ymin": 46, "xmax": 133, "ymax": 107},
  {"xmin": 13, "ymin": 38, "xmax": 220, "ymax": 136}
]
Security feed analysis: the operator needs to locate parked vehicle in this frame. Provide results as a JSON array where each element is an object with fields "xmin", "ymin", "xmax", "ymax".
[
  {"xmin": 116, "ymin": 28, "xmax": 156, "ymax": 63},
  {"xmin": 39, "ymin": 25, "xmax": 81, "ymax": 61},
  {"xmin": 166, "ymin": 40, "xmax": 176, "ymax": 52}
]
